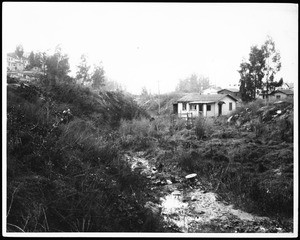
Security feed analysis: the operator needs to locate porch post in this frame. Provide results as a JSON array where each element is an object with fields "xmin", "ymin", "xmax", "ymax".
[
  {"xmin": 196, "ymin": 104, "xmax": 199, "ymax": 117},
  {"xmin": 203, "ymin": 103, "xmax": 207, "ymax": 117}
]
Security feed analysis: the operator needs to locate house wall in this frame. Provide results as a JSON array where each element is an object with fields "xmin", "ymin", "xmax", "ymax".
[
  {"xmin": 221, "ymin": 96, "xmax": 237, "ymax": 115},
  {"xmin": 177, "ymin": 95, "xmax": 237, "ymax": 118},
  {"xmin": 206, "ymin": 103, "xmax": 216, "ymax": 117},
  {"xmin": 269, "ymin": 93, "xmax": 292, "ymax": 100}
]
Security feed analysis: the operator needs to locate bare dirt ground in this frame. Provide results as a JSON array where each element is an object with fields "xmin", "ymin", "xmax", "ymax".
[{"xmin": 125, "ymin": 151, "xmax": 290, "ymax": 233}]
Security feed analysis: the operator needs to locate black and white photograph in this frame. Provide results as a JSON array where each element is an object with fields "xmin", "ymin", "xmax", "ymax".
[{"xmin": 2, "ymin": 2, "xmax": 298, "ymax": 237}]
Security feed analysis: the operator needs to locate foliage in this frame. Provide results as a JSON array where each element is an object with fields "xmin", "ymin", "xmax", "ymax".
[
  {"xmin": 76, "ymin": 54, "xmax": 91, "ymax": 85},
  {"xmin": 45, "ymin": 46, "xmax": 70, "ymax": 85},
  {"xmin": 261, "ymin": 36, "xmax": 283, "ymax": 96},
  {"xmin": 238, "ymin": 36, "xmax": 283, "ymax": 102},
  {"xmin": 91, "ymin": 64, "xmax": 106, "ymax": 90},
  {"xmin": 6, "ymin": 80, "xmax": 159, "ymax": 232},
  {"xmin": 175, "ymin": 73, "xmax": 210, "ymax": 93},
  {"xmin": 26, "ymin": 51, "xmax": 43, "ymax": 70},
  {"xmin": 15, "ymin": 44, "xmax": 24, "ymax": 58}
]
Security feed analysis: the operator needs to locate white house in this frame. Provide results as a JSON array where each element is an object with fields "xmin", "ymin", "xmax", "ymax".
[
  {"xmin": 7, "ymin": 52, "xmax": 29, "ymax": 71},
  {"xmin": 173, "ymin": 93, "xmax": 238, "ymax": 118}
]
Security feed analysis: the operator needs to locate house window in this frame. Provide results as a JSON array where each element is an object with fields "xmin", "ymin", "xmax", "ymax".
[
  {"xmin": 276, "ymin": 95, "xmax": 281, "ymax": 99},
  {"xmin": 190, "ymin": 104, "xmax": 197, "ymax": 111},
  {"xmin": 229, "ymin": 102, "xmax": 232, "ymax": 111},
  {"xmin": 199, "ymin": 104, "xmax": 203, "ymax": 111},
  {"xmin": 207, "ymin": 105, "xmax": 211, "ymax": 111},
  {"xmin": 182, "ymin": 103, "xmax": 187, "ymax": 111}
]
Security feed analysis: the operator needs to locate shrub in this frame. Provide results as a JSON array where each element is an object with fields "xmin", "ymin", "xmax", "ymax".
[{"xmin": 194, "ymin": 116, "xmax": 212, "ymax": 140}]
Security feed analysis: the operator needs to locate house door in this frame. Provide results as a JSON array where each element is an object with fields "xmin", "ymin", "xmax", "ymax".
[
  {"xmin": 218, "ymin": 103, "xmax": 222, "ymax": 116},
  {"xmin": 173, "ymin": 104, "xmax": 178, "ymax": 114}
]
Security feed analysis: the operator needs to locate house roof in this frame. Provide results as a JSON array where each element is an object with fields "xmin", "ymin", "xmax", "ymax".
[
  {"xmin": 218, "ymin": 88, "xmax": 240, "ymax": 93},
  {"xmin": 177, "ymin": 93, "xmax": 238, "ymax": 103},
  {"xmin": 271, "ymin": 89, "xmax": 294, "ymax": 95}
]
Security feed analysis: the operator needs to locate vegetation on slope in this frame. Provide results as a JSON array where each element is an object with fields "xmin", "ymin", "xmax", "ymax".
[
  {"xmin": 6, "ymin": 80, "xmax": 166, "ymax": 232},
  {"xmin": 117, "ymin": 98, "xmax": 294, "ymax": 230}
]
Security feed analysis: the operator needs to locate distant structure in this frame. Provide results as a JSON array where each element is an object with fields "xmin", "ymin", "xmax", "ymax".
[
  {"xmin": 257, "ymin": 81, "xmax": 294, "ymax": 100},
  {"xmin": 7, "ymin": 52, "xmax": 29, "ymax": 71},
  {"xmin": 173, "ymin": 93, "xmax": 238, "ymax": 118},
  {"xmin": 217, "ymin": 88, "xmax": 241, "ymax": 99},
  {"xmin": 7, "ymin": 52, "xmax": 43, "ymax": 81},
  {"xmin": 269, "ymin": 89, "xmax": 294, "ymax": 100},
  {"xmin": 202, "ymin": 86, "xmax": 222, "ymax": 95}
]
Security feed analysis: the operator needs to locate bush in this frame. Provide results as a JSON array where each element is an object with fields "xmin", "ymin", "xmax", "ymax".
[{"xmin": 194, "ymin": 116, "xmax": 212, "ymax": 140}]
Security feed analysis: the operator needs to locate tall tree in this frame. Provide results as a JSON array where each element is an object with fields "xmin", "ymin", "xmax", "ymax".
[
  {"xmin": 261, "ymin": 36, "xmax": 283, "ymax": 98},
  {"xmin": 15, "ymin": 44, "xmax": 24, "ymax": 58},
  {"xmin": 238, "ymin": 36, "xmax": 282, "ymax": 102},
  {"xmin": 238, "ymin": 61, "xmax": 255, "ymax": 101},
  {"xmin": 45, "ymin": 45, "xmax": 70, "ymax": 85},
  {"xmin": 76, "ymin": 54, "xmax": 91, "ymax": 85},
  {"xmin": 91, "ymin": 64, "xmax": 106, "ymax": 89}
]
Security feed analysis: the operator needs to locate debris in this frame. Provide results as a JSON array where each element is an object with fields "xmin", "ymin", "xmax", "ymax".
[
  {"xmin": 227, "ymin": 115, "xmax": 233, "ymax": 123},
  {"xmin": 185, "ymin": 173, "xmax": 197, "ymax": 179}
]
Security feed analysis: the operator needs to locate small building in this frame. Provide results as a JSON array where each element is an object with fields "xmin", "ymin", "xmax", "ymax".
[
  {"xmin": 173, "ymin": 93, "xmax": 238, "ymax": 118},
  {"xmin": 217, "ymin": 88, "xmax": 241, "ymax": 99},
  {"xmin": 269, "ymin": 89, "xmax": 294, "ymax": 100}
]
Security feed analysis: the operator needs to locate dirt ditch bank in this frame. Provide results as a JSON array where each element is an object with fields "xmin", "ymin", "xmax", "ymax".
[{"xmin": 124, "ymin": 151, "xmax": 291, "ymax": 233}]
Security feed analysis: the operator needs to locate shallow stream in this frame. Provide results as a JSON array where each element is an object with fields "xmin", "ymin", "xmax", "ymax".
[{"xmin": 125, "ymin": 152, "xmax": 286, "ymax": 233}]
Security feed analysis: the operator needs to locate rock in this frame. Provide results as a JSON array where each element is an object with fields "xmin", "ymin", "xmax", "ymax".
[{"xmin": 166, "ymin": 179, "xmax": 172, "ymax": 185}]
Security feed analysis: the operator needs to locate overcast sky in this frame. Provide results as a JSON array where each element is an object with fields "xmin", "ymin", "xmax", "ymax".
[{"xmin": 3, "ymin": 2, "xmax": 298, "ymax": 94}]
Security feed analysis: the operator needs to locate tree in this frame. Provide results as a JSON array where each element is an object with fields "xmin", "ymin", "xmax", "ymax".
[
  {"xmin": 91, "ymin": 64, "xmax": 106, "ymax": 89},
  {"xmin": 261, "ymin": 36, "xmax": 283, "ymax": 98},
  {"xmin": 238, "ymin": 36, "xmax": 282, "ymax": 102},
  {"xmin": 141, "ymin": 87, "xmax": 149, "ymax": 97},
  {"xmin": 15, "ymin": 44, "xmax": 24, "ymax": 58},
  {"xmin": 176, "ymin": 74, "xmax": 210, "ymax": 93},
  {"xmin": 238, "ymin": 61, "xmax": 255, "ymax": 102},
  {"xmin": 28, "ymin": 51, "xmax": 35, "ymax": 68},
  {"xmin": 45, "ymin": 45, "xmax": 70, "ymax": 85},
  {"xmin": 76, "ymin": 54, "xmax": 91, "ymax": 85}
]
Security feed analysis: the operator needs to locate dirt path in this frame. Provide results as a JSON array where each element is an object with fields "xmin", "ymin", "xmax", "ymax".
[{"xmin": 124, "ymin": 151, "xmax": 288, "ymax": 233}]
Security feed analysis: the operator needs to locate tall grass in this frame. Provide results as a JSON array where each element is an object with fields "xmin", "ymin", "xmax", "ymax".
[{"xmin": 6, "ymin": 80, "xmax": 163, "ymax": 232}]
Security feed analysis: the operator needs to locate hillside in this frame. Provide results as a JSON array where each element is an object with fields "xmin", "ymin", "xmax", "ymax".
[
  {"xmin": 6, "ymin": 80, "xmax": 162, "ymax": 232},
  {"xmin": 6, "ymin": 80, "xmax": 294, "ymax": 233},
  {"xmin": 135, "ymin": 92, "xmax": 185, "ymax": 116}
]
